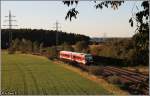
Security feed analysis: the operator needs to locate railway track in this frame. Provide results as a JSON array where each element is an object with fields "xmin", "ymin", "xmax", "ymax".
[
  {"xmin": 101, "ymin": 66, "xmax": 149, "ymax": 95},
  {"xmin": 60, "ymin": 59, "xmax": 149, "ymax": 95}
]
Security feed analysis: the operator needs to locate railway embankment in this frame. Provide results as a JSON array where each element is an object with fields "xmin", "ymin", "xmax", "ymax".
[
  {"xmin": 53, "ymin": 60, "xmax": 149, "ymax": 95},
  {"xmin": 53, "ymin": 60, "xmax": 130, "ymax": 95}
]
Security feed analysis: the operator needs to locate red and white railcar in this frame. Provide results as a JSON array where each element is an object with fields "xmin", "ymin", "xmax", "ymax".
[{"xmin": 59, "ymin": 51, "xmax": 93, "ymax": 65}]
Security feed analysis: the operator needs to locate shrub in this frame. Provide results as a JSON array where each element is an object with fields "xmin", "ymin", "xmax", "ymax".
[
  {"xmin": 88, "ymin": 66, "xmax": 103, "ymax": 75},
  {"xmin": 117, "ymin": 83, "xmax": 130, "ymax": 90},
  {"xmin": 12, "ymin": 38, "xmax": 20, "ymax": 51},
  {"xmin": 90, "ymin": 45, "xmax": 101, "ymax": 55},
  {"xmin": 74, "ymin": 41, "xmax": 89, "ymax": 53},
  {"xmin": 107, "ymin": 75, "xmax": 119, "ymax": 84},
  {"xmin": 61, "ymin": 42, "xmax": 74, "ymax": 51},
  {"xmin": 8, "ymin": 47, "xmax": 16, "ymax": 54},
  {"xmin": 39, "ymin": 42, "xmax": 44, "ymax": 53},
  {"xmin": 33, "ymin": 41, "xmax": 39, "ymax": 53},
  {"xmin": 19, "ymin": 38, "xmax": 28, "ymax": 53},
  {"xmin": 46, "ymin": 46, "xmax": 58, "ymax": 59}
]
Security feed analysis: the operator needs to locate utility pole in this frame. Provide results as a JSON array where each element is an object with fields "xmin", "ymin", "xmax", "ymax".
[
  {"xmin": 52, "ymin": 20, "xmax": 61, "ymax": 58},
  {"xmin": 52, "ymin": 20, "xmax": 61, "ymax": 46},
  {"xmin": 3, "ymin": 10, "xmax": 18, "ymax": 48},
  {"xmin": 103, "ymin": 32, "xmax": 106, "ymax": 42}
]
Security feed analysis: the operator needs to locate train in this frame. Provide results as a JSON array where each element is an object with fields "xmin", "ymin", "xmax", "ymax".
[{"xmin": 59, "ymin": 51, "xmax": 93, "ymax": 65}]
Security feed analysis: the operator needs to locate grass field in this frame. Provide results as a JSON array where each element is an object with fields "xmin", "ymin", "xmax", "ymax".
[{"xmin": 1, "ymin": 51, "xmax": 110, "ymax": 95}]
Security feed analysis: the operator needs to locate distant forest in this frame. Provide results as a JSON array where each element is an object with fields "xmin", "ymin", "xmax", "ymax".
[{"xmin": 1, "ymin": 29, "xmax": 90, "ymax": 49}]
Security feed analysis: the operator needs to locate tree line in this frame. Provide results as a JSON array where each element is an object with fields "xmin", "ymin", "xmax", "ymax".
[
  {"xmin": 90, "ymin": 38, "xmax": 148, "ymax": 66},
  {"xmin": 7, "ymin": 37, "xmax": 90, "ymax": 60},
  {"xmin": 1, "ymin": 29, "xmax": 90, "ymax": 49},
  {"xmin": 6, "ymin": 35, "xmax": 148, "ymax": 66}
]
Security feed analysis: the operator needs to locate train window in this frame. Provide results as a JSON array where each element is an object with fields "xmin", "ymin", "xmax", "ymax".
[
  {"xmin": 73, "ymin": 56, "xmax": 76, "ymax": 58},
  {"xmin": 61, "ymin": 53, "xmax": 70, "ymax": 58},
  {"xmin": 73, "ymin": 55, "xmax": 83, "ymax": 61},
  {"xmin": 85, "ymin": 55, "xmax": 93, "ymax": 61}
]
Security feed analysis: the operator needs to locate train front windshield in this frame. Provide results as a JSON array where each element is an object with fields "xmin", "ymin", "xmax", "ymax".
[{"xmin": 85, "ymin": 55, "xmax": 93, "ymax": 62}]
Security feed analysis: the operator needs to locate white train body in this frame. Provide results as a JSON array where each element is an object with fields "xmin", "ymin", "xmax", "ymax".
[{"xmin": 59, "ymin": 51, "xmax": 93, "ymax": 65}]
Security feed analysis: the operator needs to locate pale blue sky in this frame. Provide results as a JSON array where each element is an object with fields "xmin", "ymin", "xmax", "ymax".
[{"xmin": 1, "ymin": 1, "xmax": 142, "ymax": 37}]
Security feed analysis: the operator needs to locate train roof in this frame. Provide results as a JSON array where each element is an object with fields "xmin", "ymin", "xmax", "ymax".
[{"xmin": 60, "ymin": 51, "xmax": 91, "ymax": 56}]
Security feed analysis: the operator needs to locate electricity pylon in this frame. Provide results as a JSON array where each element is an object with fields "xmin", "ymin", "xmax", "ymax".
[
  {"xmin": 52, "ymin": 20, "xmax": 61, "ymax": 46},
  {"xmin": 3, "ymin": 10, "xmax": 18, "ymax": 48}
]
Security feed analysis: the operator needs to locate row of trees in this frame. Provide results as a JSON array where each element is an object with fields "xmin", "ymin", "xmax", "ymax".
[
  {"xmin": 9, "ymin": 37, "xmax": 148, "ymax": 66},
  {"xmin": 2, "ymin": 29, "xmax": 90, "ymax": 49},
  {"xmin": 8, "ymin": 37, "xmax": 89, "ymax": 58},
  {"xmin": 90, "ymin": 38, "xmax": 148, "ymax": 66},
  {"xmin": 8, "ymin": 38, "xmax": 44, "ymax": 54}
]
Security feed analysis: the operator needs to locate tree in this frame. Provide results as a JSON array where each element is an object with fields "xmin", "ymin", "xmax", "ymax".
[
  {"xmin": 61, "ymin": 42, "xmax": 74, "ymax": 51},
  {"xmin": 12, "ymin": 38, "xmax": 20, "ymax": 51},
  {"xmin": 8, "ymin": 41, "xmax": 16, "ymax": 54},
  {"xmin": 39, "ymin": 42, "xmax": 44, "ymax": 53},
  {"xmin": 46, "ymin": 46, "xmax": 57, "ymax": 59},
  {"xmin": 129, "ymin": 1, "xmax": 149, "ymax": 65},
  {"xmin": 18, "ymin": 38, "xmax": 28, "ymax": 53},
  {"xmin": 90, "ymin": 45, "xmax": 101, "ymax": 56},
  {"xmin": 74, "ymin": 41, "xmax": 89, "ymax": 53},
  {"xmin": 33, "ymin": 41, "xmax": 39, "ymax": 53},
  {"xmin": 26, "ymin": 40, "xmax": 33, "ymax": 53}
]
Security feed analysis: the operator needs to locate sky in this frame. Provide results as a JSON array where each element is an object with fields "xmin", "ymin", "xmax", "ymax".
[{"xmin": 1, "ymin": 1, "xmax": 142, "ymax": 38}]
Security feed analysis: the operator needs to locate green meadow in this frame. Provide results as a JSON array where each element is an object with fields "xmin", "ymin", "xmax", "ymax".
[{"xmin": 1, "ymin": 51, "xmax": 110, "ymax": 95}]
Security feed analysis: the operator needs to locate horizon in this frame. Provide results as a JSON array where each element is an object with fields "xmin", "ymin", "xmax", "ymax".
[
  {"xmin": 1, "ymin": 28, "xmax": 133, "ymax": 38},
  {"xmin": 1, "ymin": 1, "xmax": 142, "ymax": 37}
]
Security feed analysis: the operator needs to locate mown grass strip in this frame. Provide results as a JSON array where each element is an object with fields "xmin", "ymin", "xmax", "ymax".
[
  {"xmin": 2, "ymin": 51, "xmax": 110, "ymax": 95},
  {"xmin": 54, "ymin": 61, "xmax": 129, "ymax": 95}
]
